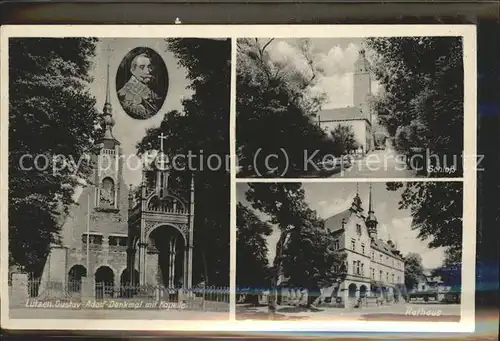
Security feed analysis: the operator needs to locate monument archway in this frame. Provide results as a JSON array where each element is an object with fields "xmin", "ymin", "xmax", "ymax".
[{"xmin": 148, "ymin": 224, "xmax": 186, "ymax": 288}]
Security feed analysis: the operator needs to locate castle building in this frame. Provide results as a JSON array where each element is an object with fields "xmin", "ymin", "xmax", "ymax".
[
  {"xmin": 320, "ymin": 184, "xmax": 405, "ymax": 308},
  {"xmin": 38, "ymin": 54, "xmax": 194, "ymax": 298},
  {"xmin": 317, "ymin": 49, "xmax": 375, "ymax": 155}
]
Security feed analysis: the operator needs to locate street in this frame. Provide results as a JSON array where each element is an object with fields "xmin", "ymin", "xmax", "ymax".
[
  {"xmin": 332, "ymin": 149, "xmax": 417, "ymax": 178},
  {"xmin": 236, "ymin": 303, "xmax": 461, "ymax": 322}
]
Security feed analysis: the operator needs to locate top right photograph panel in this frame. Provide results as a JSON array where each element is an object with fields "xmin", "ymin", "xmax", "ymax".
[{"xmin": 236, "ymin": 37, "xmax": 467, "ymax": 179}]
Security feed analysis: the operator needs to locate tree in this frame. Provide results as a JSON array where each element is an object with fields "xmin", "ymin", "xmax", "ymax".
[
  {"xmin": 432, "ymin": 247, "xmax": 462, "ymax": 288},
  {"xmin": 136, "ymin": 38, "xmax": 230, "ymax": 286},
  {"xmin": 236, "ymin": 203, "xmax": 273, "ymax": 304},
  {"xmin": 367, "ymin": 37, "xmax": 464, "ymax": 176},
  {"xmin": 329, "ymin": 125, "xmax": 358, "ymax": 155},
  {"xmin": 387, "ymin": 182, "xmax": 463, "ymax": 252},
  {"xmin": 8, "ymin": 38, "xmax": 99, "ymax": 277},
  {"xmin": 404, "ymin": 253, "xmax": 425, "ymax": 291},
  {"xmin": 245, "ymin": 182, "xmax": 346, "ymax": 307},
  {"xmin": 236, "ymin": 38, "xmax": 334, "ymax": 177}
]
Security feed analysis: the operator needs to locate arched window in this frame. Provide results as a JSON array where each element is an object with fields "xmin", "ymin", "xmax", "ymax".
[{"xmin": 100, "ymin": 177, "xmax": 115, "ymax": 207}]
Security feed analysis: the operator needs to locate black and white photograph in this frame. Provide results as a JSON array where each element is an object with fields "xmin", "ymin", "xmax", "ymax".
[
  {"xmin": 236, "ymin": 182, "xmax": 464, "ymax": 322},
  {"xmin": 236, "ymin": 37, "xmax": 466, "ymax": 178},
  {"xmin": 5, "ymin": 37, "xmax": 230, "ymax": 321}
]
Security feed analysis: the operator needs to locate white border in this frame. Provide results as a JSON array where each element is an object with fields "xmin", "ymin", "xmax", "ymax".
[{"xmin": 1, "ymin": 25, "xmax": 476, "ymax": 333}]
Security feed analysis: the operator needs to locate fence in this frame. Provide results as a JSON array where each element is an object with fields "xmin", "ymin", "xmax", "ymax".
[{"xmin": 18, "ymin": 280, "xmax": 229, "ymax": 312}]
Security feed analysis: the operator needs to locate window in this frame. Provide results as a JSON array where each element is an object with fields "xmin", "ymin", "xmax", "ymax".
[
  {"xmin": 82, "ymin": 233, "xmax": 103, "ymax": 245},
  {"xmin": 371, "ymin": 251, "xmax": 375, "ymax": 260},
  {"xmin": 351, "ymin": 239, "xmax": 356, "ymax": 251},
  {"xmin": 333, "ymin": 239, "xmax": 340, "ymax": 250},
  {"xmin": 356, "ymin": 224, "xmax": 362, "ymax": 235},
  {"xmin": 379, "ymin": 270, "xmax": 383, "ymax": 280},
  {"xmin": 392, "ymin": 274, "xmax": 395, "ymax": 283},
  {"xmin": 397, "ymin": 276, "xmax": 400, "ymax": 284},
  {"xmin": 356, "ymin": 261, "xmax": 360, "ymax": 275},
  {"xmin": 386, "ymin": 272, "xmax": 389, "ymax": 282},
  {"xmin": 379, "ymin": 254, "xmax": 383, "ymax": 261},
  {"xmin": 371, "ymin": 268, "xmax": 375, "ymax": 279},
  {"xmin": 386, "ymin": 256, "xmax": 389, "ymax": 263},
  {"xmin": 361, "ymin": 263, "xmax": 364, "ymax": 276},
  {"xmin": 353, "ymin": 261, "xmax": 356, "ymax": 275},
  {"xmin": 361, "ymin": 243, "xmax": 365, "ymax": 254}
]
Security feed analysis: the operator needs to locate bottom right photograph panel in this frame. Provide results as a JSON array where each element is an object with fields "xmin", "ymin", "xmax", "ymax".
[{"xmin": 235, "ymin": 181, "xmax": 464, "ymax": 322}]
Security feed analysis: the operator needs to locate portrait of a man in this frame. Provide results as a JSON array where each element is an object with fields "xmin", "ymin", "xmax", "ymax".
[{"xmin": 116, "ymin": 47, "xmax": 168, "ymax": 120}]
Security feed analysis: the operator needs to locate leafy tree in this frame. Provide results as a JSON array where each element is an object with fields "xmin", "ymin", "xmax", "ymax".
[
  {"xmin": 8, "ymin": 38, "xmax": 99, "ymax": 277},
  {"xmin": 387, "ymin": 182, "xmax": 463, "ymax": 252},
  {"xmin": 136, "ymin": 38, "xmax": 230, "ymax": 286},
  {"xmin": 236, "ymin": 38, "xmax": 333, "ymax": 177},
  {"xmin": 432, "ymin": 247, "xmax": 462, "ymax": 288},
  {"xmin": 367, "ymin": 37, "xmax": 463, "ymax": 176},
  {"xmin": 245, "ymin": 182, "xmax": 345, "ymax": 307},
  {"xmin": 236, "ymin": 203, "xmax": 273, "ymax": 304},
  {"xmin": 404, "ymin": 252, "xmax": 425, "ymax": 291},
  {"xmin": 329, "ymin": 125, "xmax": 358, "ymax": 155}
]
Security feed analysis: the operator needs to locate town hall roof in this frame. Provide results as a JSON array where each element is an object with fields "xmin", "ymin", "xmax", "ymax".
[
  {"xmin": 318, "ymin": 107, "xmax": 370, "ymax": 124},
  {"xmin": 324, "ymin": 208, "xmax": 353, "ymax": 234}
]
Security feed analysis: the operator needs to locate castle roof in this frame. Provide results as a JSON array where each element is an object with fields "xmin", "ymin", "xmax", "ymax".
[{"xmin": 318, "ymin": 107, "xmax": 370, "ymax": 124}]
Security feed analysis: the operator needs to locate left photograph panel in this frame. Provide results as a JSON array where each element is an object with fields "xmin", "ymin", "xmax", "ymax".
[{"xmin": 6, "ymin": 37, "xmax": 230, "ymax": 320}]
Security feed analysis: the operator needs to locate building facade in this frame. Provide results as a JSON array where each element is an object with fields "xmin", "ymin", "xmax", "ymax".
[
  {"xmin": 317, "ymin": 49, "xmax": 374, "ymax": 155},
  {"xmin": 37, "ymin": 59, "xmax": 195, "ymax": 299},
  {"xmin": 320, "ymin": 186, "xmax": 405, "ymax": 308}
]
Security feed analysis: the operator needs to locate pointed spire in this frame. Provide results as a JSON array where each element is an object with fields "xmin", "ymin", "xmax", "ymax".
[
  {"xmin": 368, "ymin": 183, "xmax": 373, "ymax": 213},
  {"xmin": 366, "ymin": 183, "xmax": 378, "ymax": 239},
  {"xmin": 100, "ymin": 42, "xmax": 116, "ymax": 141}
]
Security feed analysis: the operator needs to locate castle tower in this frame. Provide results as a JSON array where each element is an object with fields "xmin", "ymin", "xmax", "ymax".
[
  {"xmin": 353, "ymin": 48, "xmax": 372, "ymax": 123},
  {"xmin": 366, "ymin": 184, "xmax": 378, "ymax": 240}
]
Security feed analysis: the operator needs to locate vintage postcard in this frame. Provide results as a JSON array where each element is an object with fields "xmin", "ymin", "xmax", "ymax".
[{"xmin": 1, "ymin": 25, "xmax": 476, "ymax": 333}]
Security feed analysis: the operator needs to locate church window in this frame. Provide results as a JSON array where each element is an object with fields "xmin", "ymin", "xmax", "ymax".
[
  {"xmin": 351, "ymin": 239, "xmax": 356, "ymax": 251},
  {"xmin": 100, "ymin": 177, "xmax": 116, "ymax": 207},
  {"xmin": 361, "ymin": 243, "xmax": 365, "ymax": 254},
  {"xmin": 333, "ymin": 239, "xmax": 340, "ymax": 250}
]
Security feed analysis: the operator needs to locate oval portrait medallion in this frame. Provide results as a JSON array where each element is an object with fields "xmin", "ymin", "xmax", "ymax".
[{"xmin": 116, "ymin": 47, "xmax": 169, "ymax": 120}]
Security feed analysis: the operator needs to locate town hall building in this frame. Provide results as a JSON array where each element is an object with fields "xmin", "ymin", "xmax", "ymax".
[
  {"xmin": 37, "ymin": 58, "xmax": 195, "ymax": 299},
  {"xmin": 320, "ymin": 185, "xmax": 405, "ymax": 307},
  {"xmin": 276, "ymin": 184, "xmax": 405, "ymax": 309},
  {"xmin": 317, "ymin": 49, "xmax": 375, "ymax": 155}
]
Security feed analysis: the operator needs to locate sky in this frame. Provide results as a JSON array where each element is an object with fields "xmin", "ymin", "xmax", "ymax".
[
  {"xmin": 263, "ymin": 38, "xmax": 381, "ymax": 109},
  {"xmin": 236, "ymin": 182, "xmax": 448, "ymax": 270},
  {"xmin": 87, "ymin": 38, "xmax": 192, "ymax": 187}
]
